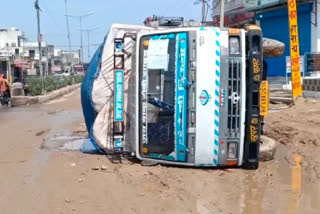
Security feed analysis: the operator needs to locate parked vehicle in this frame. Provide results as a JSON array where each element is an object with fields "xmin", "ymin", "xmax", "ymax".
[
  {"xmin": 74, "ymin": 64, "xmax": 85, "ymax": 76},
  {"xmin": 54, "ymin": 66, "xmax": 72, "ymax": 76},
  {"xmin": 81, "ymin": 19, "xmax": 266, "ymax": 169}
]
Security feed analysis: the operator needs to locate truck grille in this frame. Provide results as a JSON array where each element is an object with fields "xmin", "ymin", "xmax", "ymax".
[{"xmin": 227, "ymin": 58, "xmax": 241, "ymax": 136}]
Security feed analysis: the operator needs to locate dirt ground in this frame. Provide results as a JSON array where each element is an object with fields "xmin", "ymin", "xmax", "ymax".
[{"xmin": 0, "ymin": 90, "xmax": 320, "ymax": 214}]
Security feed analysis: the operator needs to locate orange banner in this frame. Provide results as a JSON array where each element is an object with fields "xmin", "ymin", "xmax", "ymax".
[{"xmin": 288, "ymin": 0, "xmax": 302, "ymax": 97}]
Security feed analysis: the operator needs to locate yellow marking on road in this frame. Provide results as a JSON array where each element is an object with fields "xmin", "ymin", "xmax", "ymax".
[{"xmin": 288, "ymin": 154, "xmax": 302, "ymax": 214}]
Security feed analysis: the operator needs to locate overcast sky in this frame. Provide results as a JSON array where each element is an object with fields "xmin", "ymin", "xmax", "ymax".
[{"xmin": 0, "ymin": 0, "xmax": 203, "ymax": 61}]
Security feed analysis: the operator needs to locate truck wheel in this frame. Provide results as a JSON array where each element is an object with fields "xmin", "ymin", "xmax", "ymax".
[{"xmin": 260, "ymin": 135, "xmax": 277, "ymax": 162}]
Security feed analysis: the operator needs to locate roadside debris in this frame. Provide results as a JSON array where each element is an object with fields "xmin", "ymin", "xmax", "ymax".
[
  {"xmin": 69, "ymin": 162, "xmax": 76, "ymax": 167},
  {"xmin": 35, "ymin": 129, "xmax": 50, "ymax": 136},
  {"xmin": 91, "ymin": 166, "xmax": 99, "ymax": 170},
  {"xmin": 101, "ymin": 164, "xmax": 107, "ymax": 170}
]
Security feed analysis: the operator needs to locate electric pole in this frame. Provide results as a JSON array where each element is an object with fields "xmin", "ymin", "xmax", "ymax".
[
  {"xmin": 220, "ymin": 0, "xmax": 225, "ymax": 27},
  {"xmin": 80, "ymin": 16, "xmax": 83, "ymax": 63},
  {"xmin": 202, "ymin": 0, "xmax": 206, "ymax": 23},
  {"xmin": 35, "ymin": 0, "xmax": 43, "ymax": 78},
  {"xmin": 87, "ymin": 30, "xmax": 91, "ymax": 61},
  {"xmin": 81, "ymin": 27, "xmax": 100, "ymax": 61},
  {"xmin": 65, "ymin": 12, "xmax": 94, "ymax": 64},
  {"xmin": 6, "ymin": 43, "xmax": 11, "ymax": 82},
  {"xmin": 64, "ymin": 0, "xmax": 71, "ymax": 53}
]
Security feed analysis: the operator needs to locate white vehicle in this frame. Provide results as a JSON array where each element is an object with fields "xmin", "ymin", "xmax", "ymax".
[
  {"xmin": 54, "ymin": 66, "xmax": 72, "ymax": 76},
  {"xmin": 82, "ymin": 19, "xmax": 266, "ymax": 169}
]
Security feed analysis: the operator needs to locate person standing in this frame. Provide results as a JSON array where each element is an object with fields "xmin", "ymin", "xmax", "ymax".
[{"xmin": 0, "ymin": 74, "xmax": 11, "ymax": 102}]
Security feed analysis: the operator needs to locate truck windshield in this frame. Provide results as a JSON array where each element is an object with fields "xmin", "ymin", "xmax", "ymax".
[{"xmin": 139, "ymin": 32, "xmax": 188, "ymax": 161}]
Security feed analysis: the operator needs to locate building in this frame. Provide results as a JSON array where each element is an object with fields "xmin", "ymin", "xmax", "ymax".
[
  {"xmin": 0, "ymin": 27, "xmax": 83, "ymax": 81},
  {"xmin": 60, "ymin": 50, "xmax": 81, "ymax": 66},
  {"xmin": 212, "ymin": 0, "xmax": 317, "ymax": 77},
  {"xmin": 52, "ymin": 49, "xmax": 81, "ymax": 74},
  {"xmin": 0, "ymin": 27, "xmax": 26, "ymax": 80},
  {"xmin": 23, "ymin": 41, "xmax": 55, "ymax": 76},
  {"xmin": 0, "ymin": 27, "xmax": 62, "ymax": 81}
]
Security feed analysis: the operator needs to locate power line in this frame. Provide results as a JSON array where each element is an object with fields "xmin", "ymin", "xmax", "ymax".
[
  {"xmin": 41, "ymin": 0, "xmax": 64, "ymax": 31},
  {"xmin": 54, "ymin": 43, "xmax": 100, "ymax": 48},
  {"xmin": 213, "ymin": 0, "xmax": 220, "ymax": 9},
  {"xmin": 194, "ymin": 0, "xmax": 214, "ymax": 22},
  {"xmin": 65, "ymin": 12, "xmax": 95, "ymax": 63}
]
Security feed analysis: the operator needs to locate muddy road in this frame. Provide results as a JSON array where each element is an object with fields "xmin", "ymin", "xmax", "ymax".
[{"xmin": 0, "ymin": 90, "xmax": 319, "ymax": 214}]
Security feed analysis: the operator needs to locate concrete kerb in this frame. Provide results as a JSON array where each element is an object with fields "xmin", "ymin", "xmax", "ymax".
[
  {"xmin": 11, "ymin": 96, "xmax": 39, "ymax": 106},
  {"xmin": 303, "ymin": 91, "xmax": 320, "ymax": 99},
  {"xmin": 11, "ymin": 84, "xmax": 81, "ymax": 106}
]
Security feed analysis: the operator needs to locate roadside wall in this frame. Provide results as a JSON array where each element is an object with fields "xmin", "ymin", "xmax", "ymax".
[{"xmin": 11, "ymin": 83, "xmax": 80, "ymax": 106}]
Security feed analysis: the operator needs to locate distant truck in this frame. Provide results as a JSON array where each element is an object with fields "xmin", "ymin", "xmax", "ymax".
[
  {"xmin": 54, "ymin": 64, "xmax": 85, "ymax": 77},
  {"xmin": 74, "ymin": 64, "xmax": 85, "ymax": 76},
  {"xmin": 81, "ymin": 18, "xmax": 266, "ymax": 169}
]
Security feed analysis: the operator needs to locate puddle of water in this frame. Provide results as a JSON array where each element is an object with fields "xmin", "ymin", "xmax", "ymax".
[
  {"xmin": 27, "ymin": 133, "xmax": 86, "ymax": 185},
  {"xmin": 44, "ymin": 133, "xmax": 86, "ymax": 151},
  {"xmin": 60, "ymin": 138, "xmax": 85, "ymax": 151}
]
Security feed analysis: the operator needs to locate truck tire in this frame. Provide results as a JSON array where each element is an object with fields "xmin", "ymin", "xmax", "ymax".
[{"xmin": 259, "ymin": 135, "xmax": 277, "ymax": 162}]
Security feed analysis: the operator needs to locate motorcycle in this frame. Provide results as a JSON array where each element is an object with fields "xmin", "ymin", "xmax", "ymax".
[{"xmin": 0, "ymin": 90, "xmax": 11, "ymax": 108}]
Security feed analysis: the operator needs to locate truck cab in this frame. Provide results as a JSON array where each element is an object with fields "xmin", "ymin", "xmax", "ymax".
[{"xmin": 124, "ymin": 25, "xmax": 263, "ymax": 169}]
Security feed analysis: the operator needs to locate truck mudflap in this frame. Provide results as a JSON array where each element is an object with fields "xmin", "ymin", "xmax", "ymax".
[{"xmin": 243, "ymin": 25, "xmax": 263, "ymax": 169}]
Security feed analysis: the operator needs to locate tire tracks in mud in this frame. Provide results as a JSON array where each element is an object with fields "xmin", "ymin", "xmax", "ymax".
[{"xmin": 110, "ymin": 163, "xmax": 231, "ymax": 213}]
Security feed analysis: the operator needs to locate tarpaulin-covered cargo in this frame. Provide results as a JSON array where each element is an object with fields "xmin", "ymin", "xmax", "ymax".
[{"xmin": 81, "ymin": 24, "xmax": 150, "ymax": 153}]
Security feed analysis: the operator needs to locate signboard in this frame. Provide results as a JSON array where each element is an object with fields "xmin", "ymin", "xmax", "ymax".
[
  {"xmin": 286, "ymin": 56, "xmax": 304, "ymax": 74},
  {"xmin": 147, "ymin": 39, "xmax": 169, "ymax": 70},
  {"xmin": 259, "ymin": 80, "xmax": 269, "ymax": 116},
  {"xmin": 13, "ymin": 60, "xmax": 31, "ymax": 69},
  {"xmin": 288, "ymin": 0, "xmax": 302, "ymax": 97},
  {"xmin": 114, "ymin": 70, "xmax": 124, "ymax": 122},
  {"xmin": 305, "ymin": 53, "xmax": 320, "ymax": 73},
  {"xmin": 52, "ymin": 65, "xmax": 62, "ymax": 73}
]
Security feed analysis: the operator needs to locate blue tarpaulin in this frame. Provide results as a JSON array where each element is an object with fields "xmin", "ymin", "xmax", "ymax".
[{"xmin": 80, "ymin": 40, "xmax": 106, "ymax": 154}]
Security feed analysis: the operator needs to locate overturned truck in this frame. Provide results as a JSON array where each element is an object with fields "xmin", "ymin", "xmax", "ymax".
[{"xmin": 81, "ymin": 20, "xmax": 266, "ymax": 169}]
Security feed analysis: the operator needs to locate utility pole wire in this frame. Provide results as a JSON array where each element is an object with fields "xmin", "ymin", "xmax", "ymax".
[
  {"xmin": 194, "ymin": 0, "xmax": 212, "ymax": 24},
  {"xmin": 78, "ymin": 27, "xmax": 100, "ymax": 61},
  {"xmin": 41, "ymin": 0, "xmax": 64, "ymax": 31},
  {"xmin": 65, "ymin": 12, "xmax": 95, "ymax": 64}
]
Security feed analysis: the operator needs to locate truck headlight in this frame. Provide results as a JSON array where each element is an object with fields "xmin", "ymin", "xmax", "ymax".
[
  {"xmin": 228, "ymin": 142, "xmax": 238, "ymax": 159},
  {"xmin": 229, "ymin": 36, "xmax": 240, "ymax": 55}
]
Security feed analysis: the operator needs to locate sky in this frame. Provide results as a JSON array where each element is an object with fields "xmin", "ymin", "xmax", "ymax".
[{"xmin": 0, "ymin": 0, "xmax": 203, "ymax": 62}]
